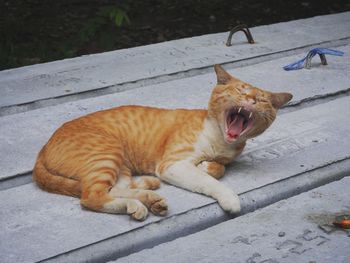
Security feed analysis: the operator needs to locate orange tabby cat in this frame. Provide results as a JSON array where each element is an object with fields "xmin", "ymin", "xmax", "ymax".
[{"xmin": 33, "ymin": 65, "xmax": 292, "ymax": 221}]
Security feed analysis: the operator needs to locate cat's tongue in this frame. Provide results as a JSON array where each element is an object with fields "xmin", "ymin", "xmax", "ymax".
[{"xmin": 227, "ymin": 115, "xmax": 244, "ymax": 139}]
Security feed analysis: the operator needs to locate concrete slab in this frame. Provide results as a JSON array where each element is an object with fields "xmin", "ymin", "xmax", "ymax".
[
  {"xmin": 29, "ymin": 157, "xmax": 350, "ymax": 263},
  {"xmin": 0, "ymin": 12, "xmax": 349, "ymax": 108},
  {"xmin": 0, "ymin": 44, "xmax": 349, "ymax": 184},
  {"xmin": 1, "ymin": 96, "xmax": 350, "ymax": 263},
  {"xmin": 115, "ymin": 177, "xmax": 350, "ymax": 263}
]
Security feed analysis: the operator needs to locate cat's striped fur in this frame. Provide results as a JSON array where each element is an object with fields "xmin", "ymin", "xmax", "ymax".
[{"xmin": 33, "ymin": 65, "xmax": 292, "ymax": 220}]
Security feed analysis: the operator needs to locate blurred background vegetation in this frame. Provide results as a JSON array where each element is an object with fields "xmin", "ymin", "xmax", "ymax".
[{"xmin": 0, "ymin": 0, "xmax": 349, "ymax": 70}]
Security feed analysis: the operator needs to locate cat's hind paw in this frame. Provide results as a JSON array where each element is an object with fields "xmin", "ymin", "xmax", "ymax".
[
  {"xmin": 150, "ymin": 199, "xmax": 168, "ymax": 216},
  {"xmin": 127, "ymin": 200, "xmax": 149, "ymax": 221},
  {"xmin": 135, "ymin": 190, "xmax": 168, "ymax": 216}
]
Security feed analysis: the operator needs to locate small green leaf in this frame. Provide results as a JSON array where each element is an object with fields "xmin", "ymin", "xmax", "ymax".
[{"xmin": 115, "ymin": 12, "xmax": 124, "ymax": 27}]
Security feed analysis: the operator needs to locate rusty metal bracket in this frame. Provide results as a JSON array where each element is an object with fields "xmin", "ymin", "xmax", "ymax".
[
  {"xmin": 283, "ymin": 48, "xmax": 344, "ymax": 71},
  {"xmin": 305, "ymin": 53, "xmax": 328, "ymax": 69},
  {"xmin": 226, "ymin": 24, "xmax": 255, "ymax": 46}
]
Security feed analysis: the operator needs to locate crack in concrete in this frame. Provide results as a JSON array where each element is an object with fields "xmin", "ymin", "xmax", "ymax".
[{"xmin": 280, "ymin": 87, "xmax": 350, "ymax": 114}]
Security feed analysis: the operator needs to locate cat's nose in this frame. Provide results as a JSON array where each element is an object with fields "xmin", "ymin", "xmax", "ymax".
[
  {"xmin": 246, "ymin": 97, "xmax": 256, "ymax": 105},
  {"xmin": 241, "ymin": 97, "xmax": 256, "ymax": 111}
]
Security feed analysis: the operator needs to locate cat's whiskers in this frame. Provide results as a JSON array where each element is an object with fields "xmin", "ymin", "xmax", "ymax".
[{"xmin": 259, "ymin": 112, "xmax": 275, "ymax": 123}]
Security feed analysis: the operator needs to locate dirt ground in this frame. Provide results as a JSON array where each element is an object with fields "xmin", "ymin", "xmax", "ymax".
[{"xmin": 0, "ymin": 0, "xmax": 349, "ymax": 70}]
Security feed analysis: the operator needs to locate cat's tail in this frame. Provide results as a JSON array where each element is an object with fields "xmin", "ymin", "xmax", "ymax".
[{"xmin": 33, "ymin": 149, "xmax": 81, "ymax": 197}]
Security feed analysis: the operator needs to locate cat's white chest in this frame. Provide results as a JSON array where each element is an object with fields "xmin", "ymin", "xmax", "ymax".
[
  {"xmin": 197, "ymin": 138, "xmax": 237, "ymax": 162},
  {"xmin": 192, "ymin": 119, "xmax": 238, "ymax": 163}
]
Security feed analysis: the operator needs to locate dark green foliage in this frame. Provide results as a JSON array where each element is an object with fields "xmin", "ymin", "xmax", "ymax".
[{"xmin": 0, "ymin": 0, "xmax": 349, "ymax": 70}]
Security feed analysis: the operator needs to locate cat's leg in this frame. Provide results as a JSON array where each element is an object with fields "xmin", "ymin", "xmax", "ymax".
[
  {"xmin": 109, "ymin": 187, "xmax": 168, "ymax": 216},
  {"xmin": 99, "ymin": 197, "xmax": 149, "ymax": 221},
  {"xmin": 115, "ymin": 166, "xmax": 161, "ymax": 190},
  {"xmin": 197, "ymin": 161, "xmax": 225, "ymax": 179},
  {"xmin": 129, "ymin": 176, "xmax": 161, "ymax": 190},
  {"xmin": 158, "ymin": 160, "xmax": 240, "ymax": 214},
  {"xmin": 111, "ymin": 166, "xmax": 166, "ymax": 215},
  {"xmin": 80, "ymin": 168, "xmax": 148, "ymax": 221}
]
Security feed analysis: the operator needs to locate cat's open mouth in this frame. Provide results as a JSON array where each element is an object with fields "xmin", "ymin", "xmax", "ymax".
[{"xmin": 225, "ymin": 107, "xmax": 254, "ymax": 142}]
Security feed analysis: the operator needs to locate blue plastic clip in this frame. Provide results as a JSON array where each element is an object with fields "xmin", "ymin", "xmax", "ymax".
[{"xmin": 283, "ymin": 48, "xmax": 344, "ymax": 71}]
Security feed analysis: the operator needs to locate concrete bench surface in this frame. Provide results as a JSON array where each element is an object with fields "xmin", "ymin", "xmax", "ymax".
[
  {"xmin": 115, "ymin": 177, "xmax": 350, "ymax": 263},
  {"xmin": 0, "ymin": 12, "xmax": 350, "ymax": 263},
  {"xmin": 1, "ymin": 97, "xmax": 350, "ymax": 263},
  {"xmin": 0, "ymin": 12, "xmax": 349, "ymax": 111},
  {"xmin": 1, "ymin": 44, "xmax": 349, "ymax": 185}
]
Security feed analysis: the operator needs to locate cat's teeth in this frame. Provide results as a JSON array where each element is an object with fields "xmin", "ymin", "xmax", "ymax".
[
  {"xmin": 238, "ymin": 107, "xmax": 242, "ymax": 114},
  {"xmin": 249, "ymin": 112, "xmax": 253, "ymax": 119}
]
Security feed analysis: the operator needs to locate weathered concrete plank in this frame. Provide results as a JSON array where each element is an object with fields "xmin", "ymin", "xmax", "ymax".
[
  {"xmin": 0, "ymin": 12, "xmax": 349, "ymax": 108},
  {"xmin": 40, "ymin": 158, "xmax": 350, "ymax": 263},
  {"xmin": 0, "ymin": 44, "xmax": 349, "ymax": 183},
  {"xmin": 1, "ymin": 96, "xmax": 350, "ymax": 263},
  {"xmin": 115, "ymin": 177, "xmax": 350, "ymax": 263}
]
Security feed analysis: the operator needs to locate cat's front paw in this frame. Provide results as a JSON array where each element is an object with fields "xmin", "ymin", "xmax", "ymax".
[{"xmin": 217, "ymin": 192, "xmax": 241, "ymax": 214}]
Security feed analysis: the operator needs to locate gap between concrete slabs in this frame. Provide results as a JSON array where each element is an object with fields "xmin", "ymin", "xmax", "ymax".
[
  {"xmin": 0, "ymin": 12, "xmax": 349, "ymax": 114},
  {"xmin": 0, "ymin": 44, "xmax": 349, "ymax": 186}
]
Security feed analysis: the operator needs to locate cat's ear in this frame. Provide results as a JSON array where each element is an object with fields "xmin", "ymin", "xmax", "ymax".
[
  {"xmin": 270, "ymin": 92, "xmax": 293, "ymax": 109},
  {"xmin": 214, "ymin": 64, "xmax": 235, "ymax": 85}
]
